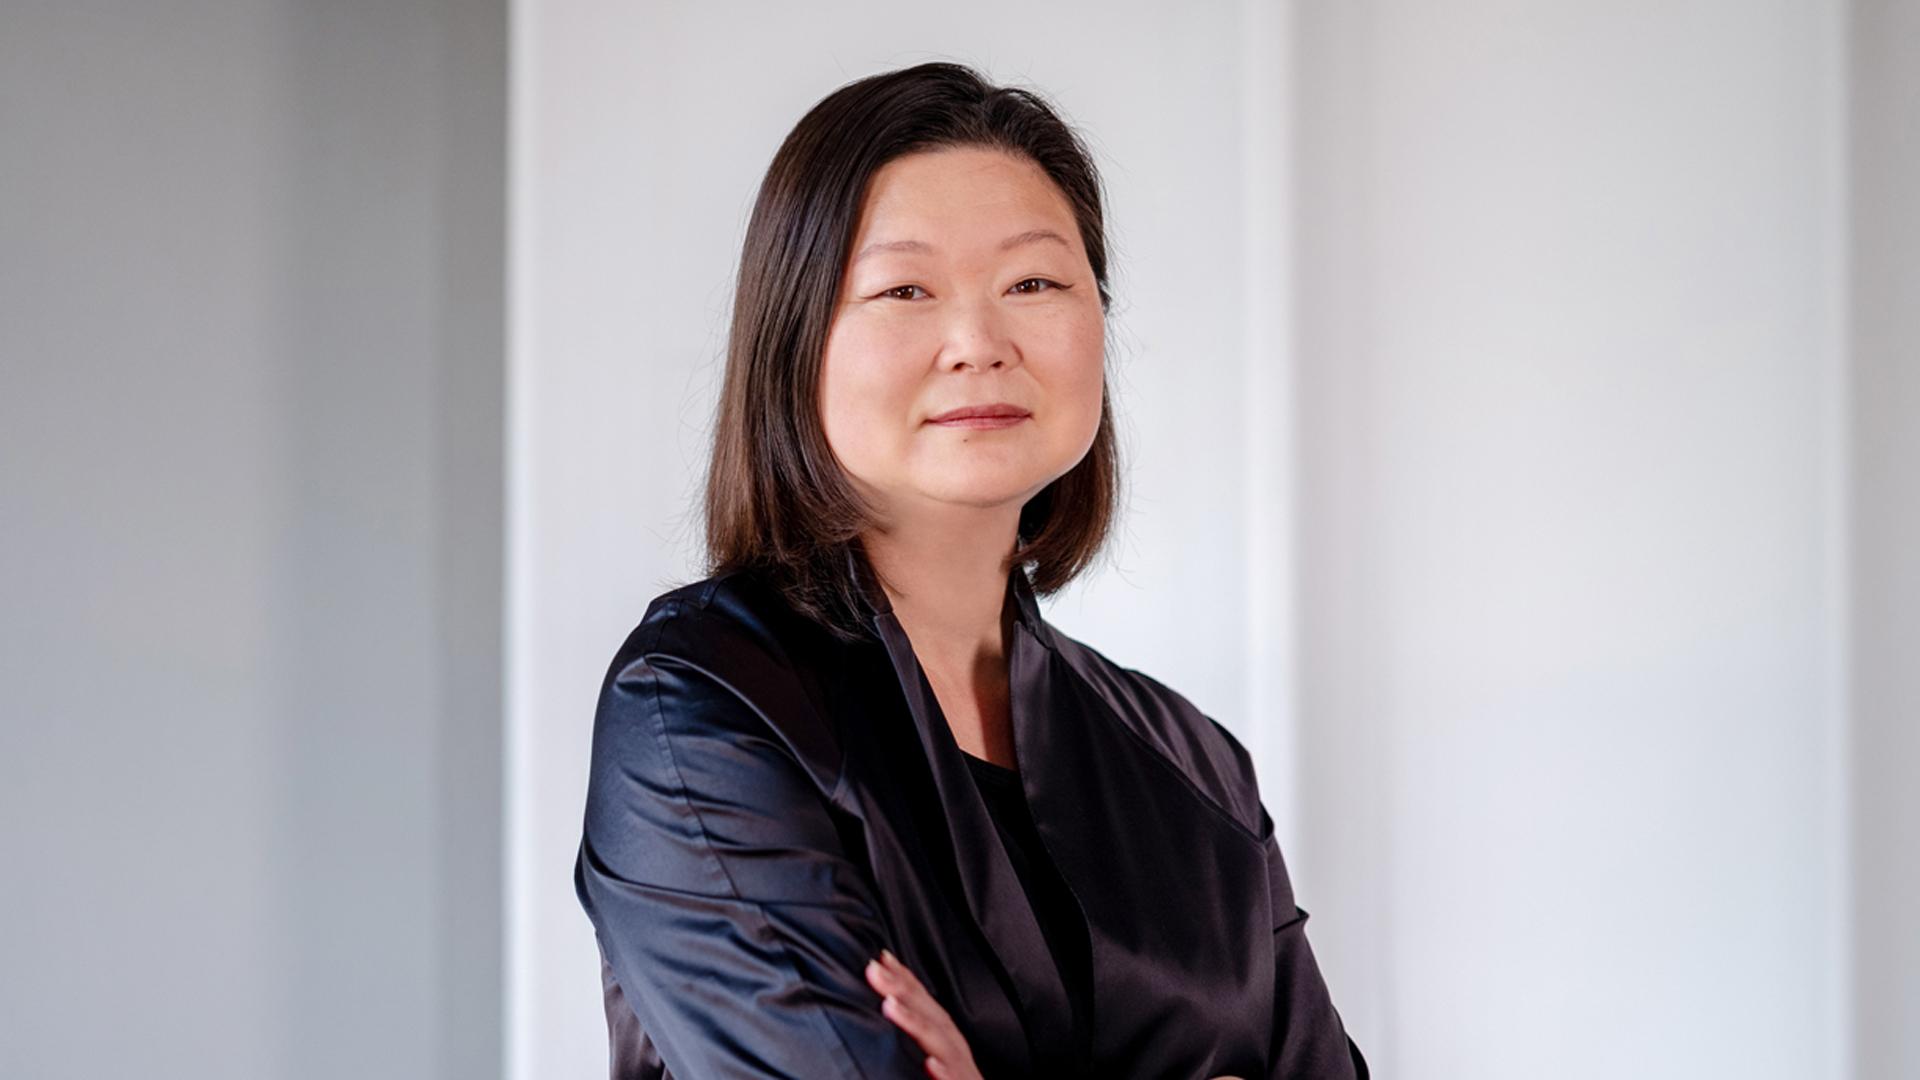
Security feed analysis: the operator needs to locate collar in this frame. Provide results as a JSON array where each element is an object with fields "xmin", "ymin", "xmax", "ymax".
[
  {"xmin": 844, "ymin": 537, "xmax": 1055, "ymax": 653},
  {"xmin": 845, "ymin": 534, "xmax": 1072, "ymax": 1062}
]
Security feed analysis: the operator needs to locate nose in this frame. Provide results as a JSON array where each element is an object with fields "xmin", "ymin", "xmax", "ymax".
[{"xmin": 939, "ymin": 294, "xmax": 1019, "ymax": 372}]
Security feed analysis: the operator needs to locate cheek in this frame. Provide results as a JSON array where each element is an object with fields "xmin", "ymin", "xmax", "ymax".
[
  {"xmin": 819, "ymin": 319, "xmax": 916, "ymax": 466},
  {"xmin": 1047, "ymin": 311, "xmax": 1107, "ymax": 447}
]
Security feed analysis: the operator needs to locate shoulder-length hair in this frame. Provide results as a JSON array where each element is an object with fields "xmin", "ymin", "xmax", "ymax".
[{"xmin": 703, "ymin": 60, "xmax": 1122, "ymax": 642}]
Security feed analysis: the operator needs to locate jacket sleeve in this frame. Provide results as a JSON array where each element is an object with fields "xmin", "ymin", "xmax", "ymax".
[
  {"xmin": 574, "ymin": 633, "xmax": 927, "ymax": 1079},
  {"xmin": 1261, "ymin": 809, "xmax": 1370, "ymax": 1079}
]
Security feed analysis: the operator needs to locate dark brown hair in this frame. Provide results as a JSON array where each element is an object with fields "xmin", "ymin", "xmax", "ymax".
[{"xmin": 703, "ymin": 60, "xmax": 1122, "ymax": 642}]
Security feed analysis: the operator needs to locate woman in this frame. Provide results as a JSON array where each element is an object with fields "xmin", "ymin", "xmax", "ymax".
[{"xmin": 574, "ymin": 61, "xmax": 1368, "ymax": 1079}]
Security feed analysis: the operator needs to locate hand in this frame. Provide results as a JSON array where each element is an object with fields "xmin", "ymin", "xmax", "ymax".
[{"xmin": 865, "ymin": 949, "xmax": 983, "ymax": 1080}]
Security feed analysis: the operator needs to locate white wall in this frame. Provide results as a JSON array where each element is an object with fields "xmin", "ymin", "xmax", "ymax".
[
  {"xmin": 1292, "ymin": 2, "xmax": 1850, "ymax": 1076},
  {"xmin": 0, "ymin": 3, "xmax": 505, "ymax": 1078}
]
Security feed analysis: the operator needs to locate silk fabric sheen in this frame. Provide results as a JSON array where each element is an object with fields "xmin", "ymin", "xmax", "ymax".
[
  {"xmin": 960, "ymin": 747, "xmax": 1094, "ymax": 1071},
  {"xmin": 574, "ymin": 541, "xmax": 1368, "ymax": 1078}
]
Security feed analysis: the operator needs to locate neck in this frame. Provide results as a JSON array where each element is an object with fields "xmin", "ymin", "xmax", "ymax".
[{"xmin": 860, "ymin": 508, "xmax": 1020, "ymax": 663}]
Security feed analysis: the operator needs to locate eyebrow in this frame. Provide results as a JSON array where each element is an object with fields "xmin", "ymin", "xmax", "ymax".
[{"xmin": 852, "ymin": 228, "xmax": 1071, "ymax": 264}]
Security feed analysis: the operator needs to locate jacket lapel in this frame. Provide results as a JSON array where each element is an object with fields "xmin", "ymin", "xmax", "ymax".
[{"xmin": 845, "ymin": 541, "xmax": 1075, "ymax": 1067}]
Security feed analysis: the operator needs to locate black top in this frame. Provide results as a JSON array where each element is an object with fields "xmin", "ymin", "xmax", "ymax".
[
  {"xmin": 576, "ymin": 542, "xmax": 1370, "ymax": 1079},
  {"xmin": 959, "ymin": 748, "xmax": 1095, "ymax": 1075}
]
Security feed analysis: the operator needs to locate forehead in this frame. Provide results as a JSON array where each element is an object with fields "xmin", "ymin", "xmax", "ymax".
[{"xmin": 851, "ymin": 147, "xmax": 1077, "ymax": 245}]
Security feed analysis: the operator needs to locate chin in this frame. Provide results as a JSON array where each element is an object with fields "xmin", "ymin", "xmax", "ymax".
[{"xmin": 918, "ymin": 472, "xmax": 1054, "ymax": 510}]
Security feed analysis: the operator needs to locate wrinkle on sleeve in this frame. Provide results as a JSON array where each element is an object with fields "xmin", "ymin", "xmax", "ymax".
[
  {"xmin": 1260, "ymin": 807, "xmax": 1369, "ymax": 1080},
  {"xmin": 574, "ymin": 639, "xmax": 926, "ymax": 1080}
]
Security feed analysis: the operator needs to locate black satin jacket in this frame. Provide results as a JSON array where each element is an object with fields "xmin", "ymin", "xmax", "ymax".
[{"xmin": 574, "ymin": 542, "xmax": 1368, "ymax": 1079}]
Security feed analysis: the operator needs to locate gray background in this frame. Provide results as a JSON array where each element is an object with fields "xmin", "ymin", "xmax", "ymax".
[
  {"xmin": 2, "ymin": 2, "xmax": 504, "ymax": 1078},
  {"xmin": 3, "ymin": 2, "xmax": 1913, "ymax": 1078}
]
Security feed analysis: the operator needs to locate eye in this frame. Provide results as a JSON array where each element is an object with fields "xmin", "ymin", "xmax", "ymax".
[
  {"xmin": 877, "ymin": 284, "xmax": 928, "ymax": 301},
  {"xmin": 1011, "ymin": 277, "xmax": 1069, "ymax": 295}
]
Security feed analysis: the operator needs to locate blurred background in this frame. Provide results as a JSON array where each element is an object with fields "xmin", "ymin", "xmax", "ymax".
[{"xmin": 3, "ymin": 2, "xmax": 1913, "ymax": 1078}]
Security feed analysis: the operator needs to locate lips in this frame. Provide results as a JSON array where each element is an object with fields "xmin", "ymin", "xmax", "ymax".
[{"xmin": 926, "ymin": 403, "xmax": 1032, "ymax": 423}]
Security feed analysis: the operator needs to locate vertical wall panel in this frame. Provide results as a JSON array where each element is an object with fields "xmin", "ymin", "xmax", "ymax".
[
  {"xmin": 1293, "ymin": 2, "xmax": 1848, "ymax": 1076},
  {"xmin": 0, "ymin": 2, "xmax": 505, "ymax": 1077},
  {"xmin": 1849, "ymin": 1, "xmax": 1920, "ymax": 1076}
]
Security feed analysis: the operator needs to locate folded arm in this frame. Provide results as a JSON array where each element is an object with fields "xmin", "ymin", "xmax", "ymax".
[{"xmin": 575, "ymin": 623, "xmax": 926, "ymax": 1079}]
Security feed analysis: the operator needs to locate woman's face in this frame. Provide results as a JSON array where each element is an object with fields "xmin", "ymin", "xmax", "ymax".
[{"xmin": 820, "ymin": 146, "xmax": 1106, "ymax": 526}]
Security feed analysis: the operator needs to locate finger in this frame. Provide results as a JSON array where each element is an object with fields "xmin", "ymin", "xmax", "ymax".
[
  {"xmin": 865, "ymin": 959, "xmax": 929, "ymax": 1014},
  {"xmin": 881, "ymin": 991, "xmax": 939, "ymax": 1044},
  {"xmin": 880, "ymin": 949, "xmax": 917, "ymax": 986},
  {"xmin": 872, "ymin": 954, "xmax": 942, "ymax": 1024},
  {"xmin": 878, "ymin": 986, "xmax": 955, "ymax": 1060},
  {"xmin": 879, "ymin": 952, "xmax": 951, "ymax": 1022},
  {"xmin": 869, "ymin": 955, "xmax": 964, "ymax": 1062}
]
